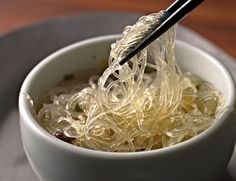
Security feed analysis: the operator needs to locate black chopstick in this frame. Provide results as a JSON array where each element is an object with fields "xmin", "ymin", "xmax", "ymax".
[
  {"xmin": 119, "ymin": 0, "xmax": 204, "ymax": 65},
  {"xmin": 166, "ymin": 0, "xmax": 189, "ymax": 14}
]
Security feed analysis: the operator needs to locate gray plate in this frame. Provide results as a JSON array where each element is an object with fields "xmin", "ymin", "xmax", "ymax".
[{"xmin": 0, "ymin": 12, "xmax": 235, "ymax": 181}]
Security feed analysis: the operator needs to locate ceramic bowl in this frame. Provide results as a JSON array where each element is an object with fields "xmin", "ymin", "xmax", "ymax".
[{"xmin": 19, "ymin": 35, "xmax": 236, "ymax": 181}]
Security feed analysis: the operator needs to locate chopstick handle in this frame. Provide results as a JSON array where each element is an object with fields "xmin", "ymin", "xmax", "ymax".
[
  {"xmin": 168, "ymin": 0, "xmax": 204, "ymax": 21},
  {"xmin": 166, "ymin": 0, "xmax": 189, "ymax": 14},
  {"xmin": 119, "ymin": 0, "xmax": 204, "ymax": 65}
]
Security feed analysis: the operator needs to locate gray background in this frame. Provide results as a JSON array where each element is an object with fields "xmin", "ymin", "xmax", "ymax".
[{"xmin": 0, "ymin": 12, "xmax": 235, "ymax": 181}]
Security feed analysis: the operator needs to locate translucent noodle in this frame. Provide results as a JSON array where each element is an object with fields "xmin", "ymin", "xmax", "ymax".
[{"xmin": 37, "ymin": 12, "xmax": 225, "ymax": 152}]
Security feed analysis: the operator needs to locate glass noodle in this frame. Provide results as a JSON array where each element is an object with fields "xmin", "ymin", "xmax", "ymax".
[{"xmin": 37, "ymin": 12, "xmax": 224, "ymax": 152}]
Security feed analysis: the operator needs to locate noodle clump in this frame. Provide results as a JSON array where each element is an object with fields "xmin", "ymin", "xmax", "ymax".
[{"xmin": 37, "ymin": 13, "xmax": 224, "ymax": 152}]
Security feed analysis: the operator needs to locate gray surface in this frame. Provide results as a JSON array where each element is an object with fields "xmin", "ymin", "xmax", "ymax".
[{"xmin": 0, "ymin": 12, "xmax": 235, "ymax": 181}]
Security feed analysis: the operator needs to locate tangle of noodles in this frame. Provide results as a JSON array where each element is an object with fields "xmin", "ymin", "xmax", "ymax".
[{"xmin": 37, "ymin": 13, "xmax": 225, "ymax": 152}]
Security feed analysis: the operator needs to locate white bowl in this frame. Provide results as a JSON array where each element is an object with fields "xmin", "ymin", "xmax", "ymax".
[{"xmin": 19, "ymin": 35, "xmax": 236, "ymax": 181}]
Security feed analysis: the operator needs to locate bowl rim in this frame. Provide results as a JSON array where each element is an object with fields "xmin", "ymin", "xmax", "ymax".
[{"xmin": 19, "ymin": 34, "xmax": 236, "ymax": 159}]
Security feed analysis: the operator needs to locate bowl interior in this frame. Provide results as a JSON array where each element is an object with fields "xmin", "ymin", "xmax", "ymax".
[
  {"xmin": 176, "ymin": 41, "xmax": 234, "ymax": 104},
  {"xmin": 22, "ymin": 36, "xmax": 116, "ymax": 104}
]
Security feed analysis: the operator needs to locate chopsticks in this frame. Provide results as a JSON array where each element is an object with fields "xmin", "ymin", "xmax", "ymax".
[{"xmin": 119, "ymin": 0, "xmax": 204, "ymax": 65}]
